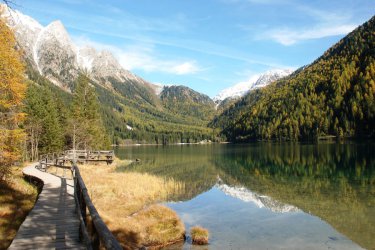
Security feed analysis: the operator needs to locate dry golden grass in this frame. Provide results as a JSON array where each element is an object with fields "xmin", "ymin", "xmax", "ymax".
[
  {"xmin": 0, "ymin": 166, "xmax": 38, "ymax": 249},
  {"xmin": 190, "ymin": 226, "xmax": 209, "ymax": 245},
  {"xmin": 79, "ymin": 159, "xmax": 186, "ymax": 249}
]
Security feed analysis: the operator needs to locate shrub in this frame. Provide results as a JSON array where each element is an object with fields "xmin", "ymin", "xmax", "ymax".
[{"xmin": 190, "ymin": 226, "xmax": 209, "ymax": 245}]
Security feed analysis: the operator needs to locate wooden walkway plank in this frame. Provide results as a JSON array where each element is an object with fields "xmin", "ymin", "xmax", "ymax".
[{"xmin": 9, "ymin": 163, "xmax": 85, "ymax": 250}]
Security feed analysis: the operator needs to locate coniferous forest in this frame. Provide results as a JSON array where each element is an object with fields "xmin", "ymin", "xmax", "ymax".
[
  {"xmin": 211, "ymin": 15, "xmax": 375, "ymax": 141},
  {"xmin": 1, "ymin": 10, "xmax": 375, "ymax": 172}
]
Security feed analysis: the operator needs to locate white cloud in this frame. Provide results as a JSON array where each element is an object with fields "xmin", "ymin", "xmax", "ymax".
[
  {"xmin": 263, "ymin": 24, "xmax": 357, "ymax": 46},
  {"xmin": 70, "ymin": 24, "xmax": 288, "ymax": 69},
  {"xmin": 247, "ymin": 3, "xmax": 359, "ymax": 46},
  {"xmin": 172, "ymin": 62, "xmax": 199, "ymax": 75},
  {"xmin": 73, "ymin": 36, "xmax": 201, "ymax": 75},
  {"xmin": 119, "ymin": 51, "xmax": 200, "ymax": 75}
]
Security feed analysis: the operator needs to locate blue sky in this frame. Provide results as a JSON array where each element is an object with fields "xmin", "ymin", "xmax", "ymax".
[{"xmin": 15, "ymin": 0, "xmax": 375, "ymax": 97}]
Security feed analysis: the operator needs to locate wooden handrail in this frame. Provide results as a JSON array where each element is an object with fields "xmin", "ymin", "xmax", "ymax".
[
  {"xmin": 36, "ymin": 150, "xmax": 121, "ymax": 249},
  {"xmin": 38, "ymin": 150, "xmax": 114, "ymax": 168},
  {"xmin": 72, "ymin": 164, "xmax": 122, "ymax": 250}
]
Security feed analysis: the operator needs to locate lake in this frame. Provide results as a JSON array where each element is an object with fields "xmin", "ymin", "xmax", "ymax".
[{"xmin": 115, "ymin": 143, "xmax": 375, "ymax": 250}]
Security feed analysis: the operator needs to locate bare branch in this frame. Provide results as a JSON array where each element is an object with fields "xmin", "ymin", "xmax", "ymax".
[{"xmin": 2, "ymin": 0, "xmax": 20, "ymax": 10}]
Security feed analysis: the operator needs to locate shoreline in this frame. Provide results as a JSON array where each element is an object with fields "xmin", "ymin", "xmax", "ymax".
[
  {"xmin": 113, "ymin": 141, "xmax": 231, "ymax": 147},
  {"xmin": 79, "ymin": 159, "xmax": 186, "ymax": 248}
]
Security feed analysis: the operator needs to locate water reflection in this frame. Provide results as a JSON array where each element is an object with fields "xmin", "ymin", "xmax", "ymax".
[
  {"xmin": 215, "ymin": 181, "xmax": 300, "ymax": 213},
  {"xmin": 115, "ymin": 143, "xmax": 375, "ymax": 249}
]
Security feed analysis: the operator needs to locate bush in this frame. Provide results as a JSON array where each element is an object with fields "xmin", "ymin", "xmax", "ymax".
[{"xmin": 190, "ymin": 226, "xmax": 209, "ymax": 245}]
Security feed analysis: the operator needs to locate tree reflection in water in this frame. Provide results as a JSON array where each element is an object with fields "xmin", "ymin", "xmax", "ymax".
[{"xmin": 115, "ymin": 143, "xmax": 375, "ymax": 249}]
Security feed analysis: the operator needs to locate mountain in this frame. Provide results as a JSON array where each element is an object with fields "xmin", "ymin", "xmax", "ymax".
[
  {"xmin": 212, "ymin": 15, "xmax": 375, "ymax": 141},
  {"xmin": 213, "ymin": 69, "xmax": 293, "ymax": 103},
  {"xmin": 0, "ymin": 4, "xmax": 217, "ymax": 144},
  {"xmin": 1, "ymin": 5, "xmax": 152, "ymax": 91},
  {"xmin": 160, "ymin": 85, "xmax": 216, "ymax": 123}
]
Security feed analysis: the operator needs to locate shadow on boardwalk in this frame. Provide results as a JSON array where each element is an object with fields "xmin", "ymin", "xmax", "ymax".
[{"xmin": 9, "ymin": 164, "xmax": 85, "ymax": 249}]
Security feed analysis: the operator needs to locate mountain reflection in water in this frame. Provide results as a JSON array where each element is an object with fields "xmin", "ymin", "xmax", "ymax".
[
  {"xmin": 115, "ymin": 142, "xmax": 374, "ymax": 249},
  {"xmin": 215, "ymin": 182, "xmax": 300, "ymax": 213}
]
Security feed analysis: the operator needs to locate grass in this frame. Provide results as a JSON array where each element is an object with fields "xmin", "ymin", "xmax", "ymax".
[
  {"xmin": 0, "ymin": 166, "xmax": 38, "ymax": 249},
  {"xmin": 190, "ymin": 226, "xmax": 209, "ymax": 245},
  {"xmin": 79, "ymin": 159, "xmax": 186, "ymax": 249}
]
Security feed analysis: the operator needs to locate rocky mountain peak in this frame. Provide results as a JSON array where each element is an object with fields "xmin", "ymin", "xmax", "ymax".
[
  {"xmin": 90, "ymin": 50, "xmax": 134, "ymax": 82},
  {"xmin": 34, "ymin": 20, "xmax": 78, "ymax": 89},
  {"xmin": 76, "ymin": 46, "xmax": 97, "ymax": 71},
  {"xmin": 42, "ymin": 20, "xmax": 73, "ymax": 48},
  {"xmin": 0, "ymin": 4, "xmax": 42, "ymax": 69},
  {"xmin": 1, "ymin": 6, "xmax": 157, "ymax": 91}
]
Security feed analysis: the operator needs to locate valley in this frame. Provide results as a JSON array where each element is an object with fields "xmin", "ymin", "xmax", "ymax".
[{"xmin": 1, "ymin": 1, "xmax": 374, "ymax": 250}]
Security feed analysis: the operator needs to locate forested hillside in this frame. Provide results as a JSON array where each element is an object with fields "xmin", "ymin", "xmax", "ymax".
[
  {"xmin": 212, "ymin": 15, "xmax": 375, "ymax": 141},
  {"xmin": 0, "ymin": 5, "xmax": 219, "ymax": 148},
  {"xmin": 160, "ymin": 85, "xmax": 216, "ymax": 124},
  {"xmin": 26, "ymin": 66, "xmax": 217, "ymax": 146}
]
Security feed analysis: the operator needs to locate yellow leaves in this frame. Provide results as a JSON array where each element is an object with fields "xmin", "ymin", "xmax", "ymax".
[
  {"xmin": 0, "ymin": 19, "xmax": 26, "ymax": 110},
  {"xmin": 0, "ymin": 18, "xmax": 26, "ymax": 168}
]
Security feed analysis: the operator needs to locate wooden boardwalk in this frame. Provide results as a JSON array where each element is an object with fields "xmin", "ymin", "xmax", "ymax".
[{"xmin": 9, "ymin": 163, "xmax": 85, "ymax": 250}]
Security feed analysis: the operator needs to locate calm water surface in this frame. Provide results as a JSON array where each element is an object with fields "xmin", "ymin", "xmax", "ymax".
[{"xmin": 115, "ymin": 143, "xmax": 375, "ymax": 250}]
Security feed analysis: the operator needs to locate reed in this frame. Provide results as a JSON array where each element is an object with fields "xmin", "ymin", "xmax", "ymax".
[{"xmin": 79, "ymin": 159, "xmax": 186, "ymax": 249}]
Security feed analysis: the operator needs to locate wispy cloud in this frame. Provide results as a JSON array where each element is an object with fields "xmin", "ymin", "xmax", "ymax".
[
  {"xmin": 248, "ymin": 3, "xmax": 359, "ymax": 45},
  {"xmin": 73, "ymin": 36, "xmax": 201, "ymax": 75},
  {"xmin": 25, "ymin": 0, "xmax": 290, "ymax": 69},
  {"xmin": 118, "ymin": 50, "xmax": 201, "ymax": 75},
  {"xmin": 70, "ymin": 24, "xmax": 290, "ymax": 69},
  {"xmin": 23, "ymin": 1, "xmax": 187, "ymax": 33},
  {"xmin": 260, "ymin": 24, "xmax": 357, "ymax": 46}
]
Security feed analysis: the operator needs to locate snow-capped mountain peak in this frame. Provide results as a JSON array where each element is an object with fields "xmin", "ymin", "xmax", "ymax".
[
  {"xmin": 254, "ymin": 69, "xmax": 293, "ymax": 88},
  {"xmin": 0, "ymin": 4, "xmax": 155, "ymax": 90},
  {"xmin": 213, "ymin": 74, "xmax": 260, "ymax": 102},
  {"xmin": 214, "ymin": 69, "xmax": 293, "ymax": 103}
]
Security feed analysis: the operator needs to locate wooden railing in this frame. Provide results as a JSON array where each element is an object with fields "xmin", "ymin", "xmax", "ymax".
[
  {"xmin": 38, "ymin": 150, "xmax": 114, "ymax": 171},
  {"xmin": 36, "ymin": 150, "xmax": 121, "ymax": 249},
  {"xmin": 73, "ymin": 165, "xmax": 122, "ymax": 250}
]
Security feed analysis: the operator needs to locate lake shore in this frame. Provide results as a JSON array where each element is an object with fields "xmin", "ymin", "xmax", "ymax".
[
  {"xmin": 79, "ymin": 158, "xmax": 186, "ymax": 249},
  {"xmin": 113, "ymin": 141, "xmax": 230, "ymax": 147}
]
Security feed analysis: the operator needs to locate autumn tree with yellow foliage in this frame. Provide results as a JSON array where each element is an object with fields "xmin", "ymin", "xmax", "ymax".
[{"xmin": 0, "ymin": 17, "xmax": 26, "ymax": 179}]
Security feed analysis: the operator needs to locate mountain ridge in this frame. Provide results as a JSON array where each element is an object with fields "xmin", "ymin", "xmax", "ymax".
[
  {"xmin": 213, "ymin": 15, "xmax": 375, "ymax": 141},
  {"xmin": 1, "ymin": 4, "xmax": 156, "ymax": 92},
  {"xmin": 0, "ymin": 4, "xmax": 219, "ymax": 144},
  {"xmin": 213, "ymin": 69, "xmax": 293, "ymax": 103}
]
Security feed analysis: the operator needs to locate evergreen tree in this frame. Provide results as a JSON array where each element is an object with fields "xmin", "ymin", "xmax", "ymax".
[
  {"xmin": 71, "ymin": 74, "xmax": 110, "ymax": 150},
  {"xmin": 0, "ymin": 18, "xmax": 26, "ymax": 178},
  {"xmin": 24, "ymin": 83, "xmax": 64, "ymax": 160}
]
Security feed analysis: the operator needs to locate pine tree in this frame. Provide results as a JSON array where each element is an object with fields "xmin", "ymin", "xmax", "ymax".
[
  {"xmin": 70, "ymin": 74, "xmax": 110, "ymax": 150},
  {"xmin": 0, "ymin": 18, "xmax": 26, "ymax": 179},
  {"xmin": 24, "ymin": 84, "xmax": 64, "ymax": 160}
]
